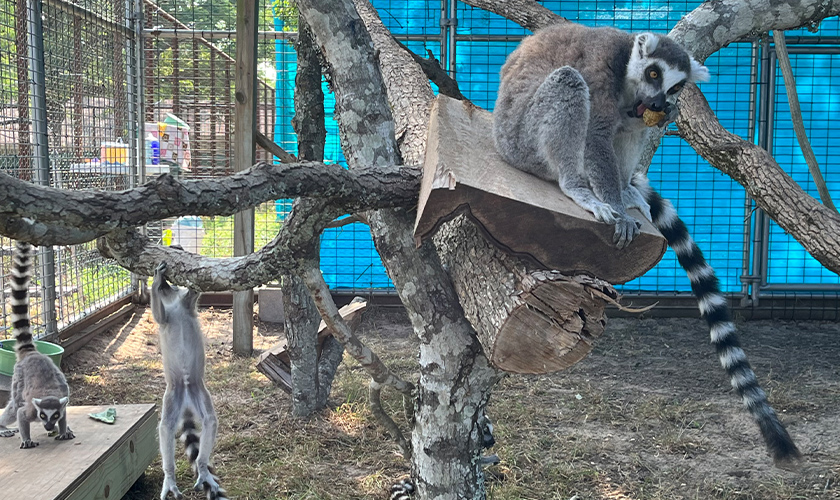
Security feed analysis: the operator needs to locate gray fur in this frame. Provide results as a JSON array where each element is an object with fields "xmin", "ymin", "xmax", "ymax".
[
  {"xmin": 493, "ymin": 24, "xmax": 708, "ymax": 248},
  {"xmin": 152, "ymin": 261, "xmax": 227, "ymax": 500},
  {"xmin": 0, "ymin": 241, "xmax": 74, "ymax": 448}
]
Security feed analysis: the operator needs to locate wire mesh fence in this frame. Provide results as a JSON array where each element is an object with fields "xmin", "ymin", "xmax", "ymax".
[
  {"xmin": 0, "ymin": 0, "xmax": 139, "ymax": 340},
  {"xmin": 1, "ymin": 0, "xmax": 839, "ymax": 340}
]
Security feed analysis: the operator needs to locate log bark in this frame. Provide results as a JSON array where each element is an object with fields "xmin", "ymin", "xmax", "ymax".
[{"xmin": 282, "ymin": 17, "xmax": 340, "ymax": 418}]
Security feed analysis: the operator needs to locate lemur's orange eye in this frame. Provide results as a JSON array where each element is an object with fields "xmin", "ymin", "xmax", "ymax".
[{"xmin": 649, "ymin": 70, "xmax": 659, "ymax": 79}]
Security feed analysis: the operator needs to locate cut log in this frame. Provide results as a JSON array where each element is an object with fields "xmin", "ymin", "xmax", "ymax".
[
  {"xmin": 256, "ymin": 299, "xmax": 367, "ymax": 391},
  {"xmin": 415, "ymin": 94, "xmax": 666, "ymax": 285},
  {"xmin": 434, "ymin": 215, "xmax": 619, "ymax": 374}
]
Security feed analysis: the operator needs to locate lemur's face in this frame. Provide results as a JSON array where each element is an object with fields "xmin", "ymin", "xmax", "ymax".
[
  {"xmin": 625, "ymin": 33, "xmax": 709, "ymax": 119},
  {"xmin": 32, "ymin": 396, "xmax": 68, "ymax": 431}
]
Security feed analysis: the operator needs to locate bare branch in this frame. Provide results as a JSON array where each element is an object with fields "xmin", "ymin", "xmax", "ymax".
[
  {"xmin": 391, "ymin": 36, "xmax": 467, "ymax": 101},
  {"xmin": 300, "ymin": 265, "xmax": 415, "ymax": 395},
  {"xmin": 256, "ymin": 131, "xmax": 297, "ymax": 163},
  {"xmin": 97, "ymin": 198, "xmax": 343, "ymax": 291},
  {"xmin": 457, "ymin": 0, "xmax": 566, "ymax": 32},
  {"xmin": 670, "ymin": 0, "xmax": 840, "ymax": 62},
  {"xmin": 370, "ymin": 382, "xmax": 412, "ymax": 458},
  {"xmin": 773, "ymin": 29, "xmax": 836, "ymax": 213},
  {"xmin": 0, "ymin": 162, "xmax": 420, "ymax": 246}
]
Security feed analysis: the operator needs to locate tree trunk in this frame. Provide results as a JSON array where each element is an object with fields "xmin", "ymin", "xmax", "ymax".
[{"xmin": 283, "ymin": 15, "xmax": 342, "ymax": 418}]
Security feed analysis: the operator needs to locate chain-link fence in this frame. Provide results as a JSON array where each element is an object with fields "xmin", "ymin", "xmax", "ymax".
[
  {"xmin": 1, "ymin": 0, "xmax": 140, "ymax": 340},
  {"xmin": 2, "ymin": 1, "xmax": 839, "ymax": 340}
]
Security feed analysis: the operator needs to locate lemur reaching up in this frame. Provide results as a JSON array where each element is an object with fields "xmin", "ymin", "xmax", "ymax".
[{"xmin": 151, "ymin": 261, "xmax": 229, "ymax": 500}]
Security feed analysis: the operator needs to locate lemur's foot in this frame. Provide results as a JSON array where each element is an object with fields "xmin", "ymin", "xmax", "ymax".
[
  {"xmin": 160, "ymin": 476, "xmax": 183, "ymax": 500},
  {"xmin": 0, "ymin": 427, "xmax": 18, "ymax": 437},
  {"xmin": 156, "ymin": 261, "xmax": 168, "ymax": 274},
  {"xmin": 613, "ymin": 214, "xmax": 641, "ymax": 249},
  {"xmin": 56, "ymin": 429, "xmax": 75, "ymax": 440},
  {"xmin": 194, "ymin": 470, "xmax": 221, "ymax": 498},
  {"xmin": 20, "ymin": 439, "xmax": 39, "ymax": 449}
]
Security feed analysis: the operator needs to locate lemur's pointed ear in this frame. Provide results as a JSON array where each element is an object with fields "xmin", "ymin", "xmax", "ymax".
[
  {"xmin": 635, "ymin": 33, "xmax": 659, "ymax": 57},
  {"xmin": 691, "ymin": 57, "xmax": 710, "ymax": 82}
]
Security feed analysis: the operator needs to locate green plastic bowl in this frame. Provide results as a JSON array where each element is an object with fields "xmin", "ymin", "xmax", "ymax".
[{"xmin": 0, "ymin": 339, "xmax": 64, "ymax": 376}]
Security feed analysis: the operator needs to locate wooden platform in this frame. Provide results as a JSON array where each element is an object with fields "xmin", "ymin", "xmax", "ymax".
[
  {"xmin": 414, "ymin": 95, "xmax": 667, "ymax": 284},
  {"xmin": 0, "ymin": 404, "xmax": 158, "ymax": 500}
]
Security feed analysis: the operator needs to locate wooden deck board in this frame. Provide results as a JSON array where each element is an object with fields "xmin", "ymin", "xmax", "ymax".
[{"xmin": 0, "ymin": 404, "xmax": 158, "ymax": 500}]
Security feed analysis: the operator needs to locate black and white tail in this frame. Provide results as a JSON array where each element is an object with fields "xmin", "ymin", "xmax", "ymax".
[
  {"xmin": 10, "ymin": 241, "xmax": 36, "ymax": 360},
  {"xmin": 390, "ymin": 479, "xmax": 414, "ymax": 500},
  {"xmin": 181, "ymin": 413, "xmax": 230, "ymax": 500},
  {"xmin": 639, "ymin": 181, "xmax": 801, "ymax": 465}
]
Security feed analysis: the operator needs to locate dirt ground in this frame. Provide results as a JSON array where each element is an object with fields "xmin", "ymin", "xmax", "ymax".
[{"xmin": 62, "ymin": 304, "xmax": 840, "ymax": 499}]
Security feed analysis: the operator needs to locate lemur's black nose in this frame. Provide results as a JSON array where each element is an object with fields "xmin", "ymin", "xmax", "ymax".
[{"xmin": 646, "ymin": 93, "xmax": 667, "ymax": 112}]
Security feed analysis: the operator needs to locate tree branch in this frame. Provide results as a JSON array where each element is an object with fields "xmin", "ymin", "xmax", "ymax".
[
  {"xmin": 390, "ymin": 36, "xmax": 467, "ymax": 101},
  {"xmin": 300, "ymin": 265, "xmax": 415, "ymax": 395},
  {"xmin": 677, "ymin": 84, "xmax": 840, "ymax": 275},
  {"xmin": 773, "ymin": 29, "xmax": 836, "ymax": 213},
  {"xmin": 456, "ymin": 0, "xmax": 566, "ymax": 33},
  {"xmin": 0, "ymin": 162, "xmax": 420, "ymax": 246},
  {"xmin": 97, "ymin": 198, "xmax": 344, "ymax": 291}
]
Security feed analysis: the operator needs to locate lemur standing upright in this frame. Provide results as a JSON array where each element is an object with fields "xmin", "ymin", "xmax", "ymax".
[
  {"xmin": 151, "ymin": 261, "xmax": 229, "ymax": 500},
  {"xmin": 493, "ymin": 23, "xmax": 800, "ymax": 465},
  {"xmin": 0, "ymin": 241, "xmax": 75, "ymax": 448}
]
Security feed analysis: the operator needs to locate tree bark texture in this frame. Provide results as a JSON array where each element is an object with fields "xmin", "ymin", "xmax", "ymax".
[
  {"xmin": 355, "ymin": 2, "xmax": 507, "ymax": 497},
  {"xmin": 457, "ymin": 0, "xmax": 565, "ymax": 33},
  {"xmin": 0, "ymin": 162, "xmax": 419, "ymax": 246},
  {"xmin": 284, "ymin": 17, "xmax": 342, "ymax": 417}
]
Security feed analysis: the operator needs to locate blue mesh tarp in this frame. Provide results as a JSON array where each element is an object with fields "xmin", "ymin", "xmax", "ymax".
[{"xmin": 274, "ymin": 2, "xmax": 840, "ymax": 292}]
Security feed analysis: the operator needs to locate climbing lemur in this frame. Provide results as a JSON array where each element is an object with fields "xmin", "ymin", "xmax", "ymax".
[
  {"xmin": 151, "ymin": 261, "xmax": 228, "ymax": 500},
  {"xmin": 493, "ymin": 23, "xmax": 799, "ymax": 465},
  {"xmin": 0, "ymin": 241, "xmax": 75, "ymax": 448}
]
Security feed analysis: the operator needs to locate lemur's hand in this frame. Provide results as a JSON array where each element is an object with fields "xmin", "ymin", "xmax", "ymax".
[{"xmin": 156, "ymin": 261, "xmax": 168, "ymax": 275}]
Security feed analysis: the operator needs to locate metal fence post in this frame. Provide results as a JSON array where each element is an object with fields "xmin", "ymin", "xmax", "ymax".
[{"xmin": 27, "ymin": 0, "xmax": 58, "ymax": 338}]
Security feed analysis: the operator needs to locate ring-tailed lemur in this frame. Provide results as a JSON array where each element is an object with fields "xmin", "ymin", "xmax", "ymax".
[
  {"xmin": 0, "ymin": 241, "xmax": 75, "ymax": 448},
  {"xmin": 493, "ymin": 23, "xmax": 800, "ymax": 465},
  {"xmin": 151, "ymin": 261, "xmax": 229, "ymax": 500}
]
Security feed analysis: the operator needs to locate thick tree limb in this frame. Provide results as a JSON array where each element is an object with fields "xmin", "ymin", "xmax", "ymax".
[
  {"xmin": 773, "ymin": 29, "xmax": 836, "ymax": 213},
  {"xmin": 457, "ymin": 0, "xmax": 565, "ymax": 33},
  {"xmin": 352, "ymin": 3, "xmax": 504, "ymax": 498},
  {"xmin": 98, "ymin": 198, "xmax": 343, "ymax": 290},
  {"xmin": 677, "ymin": 84, "xmax": 840, "ymax": 275},
  {"xmin": 0, "ymin": 162, "xmax": 420, "ymax": 246},
  {"xmin": 670, "ymin": 0, "xmax": 840, "ymax": 62}
]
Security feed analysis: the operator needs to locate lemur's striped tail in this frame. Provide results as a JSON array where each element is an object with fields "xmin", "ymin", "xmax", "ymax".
[
  {"xmin": 389, "ymin": 479, "xmax": 414, "ymax": 500},
  {"xmin": 181, "ymin": 413, "xmax": 230, "ymax": 500},
  {"xmin": 640, "ymin": 181, "xmax": 801, "ymax": 465},
  {"xmin": 10, "ymin": 241, "xmax": 36, "ymax": 360}
]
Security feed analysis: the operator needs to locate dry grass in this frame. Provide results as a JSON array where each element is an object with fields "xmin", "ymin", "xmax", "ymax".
[{"xmin": 64, "ymin": 307, "xmax": 840, "ymax": 500}]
